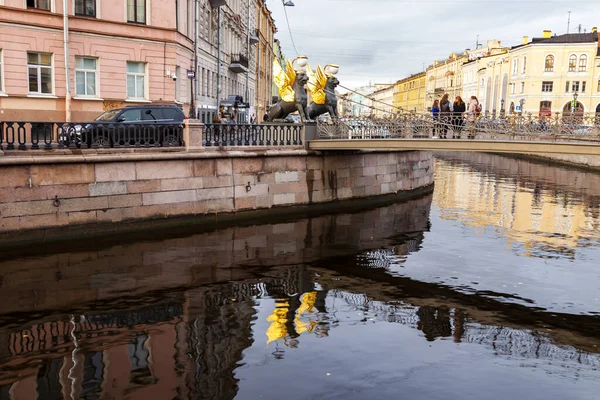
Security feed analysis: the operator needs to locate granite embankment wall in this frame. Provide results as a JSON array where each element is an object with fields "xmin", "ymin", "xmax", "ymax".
[
  {"xmin": 524, "ymin": 154, "xmax": 600, "ymax": 169},
  {"xmin": 0, "ymin": 150, "xmax": 433, "ymax": 240}
]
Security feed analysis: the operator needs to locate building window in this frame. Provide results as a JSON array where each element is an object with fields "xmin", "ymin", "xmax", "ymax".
[
  {"xmin": 582, "ymin": 81, "xmax": 586, "ymax": 93},
  {"xmin": 568, "ymin": 54, "xmax": 577, "ymax": 72},
  {"xmin": 598, "ymin": 80, "xmax": 600, "ymax": 93},
  {"xmin": 126, "ymin": 62, "xmax": 146, "ymax": 99},
  {"xmin": 522, "ymin": 56, "xmax": 526, "ymax": 74},
  {"xmin": 27, "ymin": 53, "xmax": 52, "ymax": 94},
  {"xmin": 26, "ymin": 0, "xmax": 50, "ymax": 10},
  {"xmin": 127, "ymin": 0, "xmax": 146, "ymax": 24},
  {"xmin": 75, "ymin": 0, "xmax": 95, "ymax": 17},
  {"xmin": 572, "ymin": 81, "xmax": 580, "ymax": 93},
  {"xmin": 75, "ymin": 57, "xmax": 97, "ymax": 96},
  {"xmin": 541, "ymin": 81, "xmax": 553, "ymax": 92},
  {"xmin": 565, "ymin": 81, "xmax": 570, "ymax": 93},
  {"xmin": 480, "ymin": 78, "xmax": 484, "ymax": 87},
  {"xmin": 544, "ymin": 55, "xmax": 554, "ymax": 72},
  {"xmin": 520, "ymin": 82, "xmax": 524, "ymax": 93},
  {"xmin": 579, "ymin": 55, "xmax": 587, "ymax": 72},
  {"xmin": 540, "ymin": 101, "xmax": 552, "ymax": 111},
  {"xmin": 512, "ymin": 59, "xmax": 518, "ymax": 75},
  {"xmin": 510, "ymin": 83, "xmax": 515, "ymax": 94}
]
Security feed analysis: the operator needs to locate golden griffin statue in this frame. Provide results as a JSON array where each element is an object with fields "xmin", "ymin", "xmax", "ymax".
[
  {"xmin": 306, "ymin": 64, "xmax": 340, "ymax": 120},
  {"xmin": 268, "ymin": 56, "xmax": 310, "ymax": 122}
]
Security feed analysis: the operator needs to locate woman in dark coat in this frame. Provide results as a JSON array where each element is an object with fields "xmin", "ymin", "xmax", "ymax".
[
  {"xmin": 439, "ymin": 94, "xmax": 452, "ymax": 139},
  {"xmin": 452, "ymin": 96, "xmax": 466, "ymax": 139}
]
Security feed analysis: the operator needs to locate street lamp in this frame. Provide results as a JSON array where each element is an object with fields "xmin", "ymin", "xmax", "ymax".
[
  {"xmin": 571, "ymin": 92, "xmax": 579, "ymax": 113},
  {"xmin": 283, "ymin": 0, "xmax": 294, "ymax": 6}
]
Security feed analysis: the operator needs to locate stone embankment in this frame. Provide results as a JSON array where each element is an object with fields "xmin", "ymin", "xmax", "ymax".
[{"xmin": 0, "ymin": 150, "xmax": 433, "ymax": 244}]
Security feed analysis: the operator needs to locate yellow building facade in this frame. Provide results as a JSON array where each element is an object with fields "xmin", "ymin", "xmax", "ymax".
[
  {"xmin": 506, "ymin": 30, "xmax": 600, "ymax": 115},
  {"xmin": 425, "ymin": 53, "xmax": 467, "ymax": 109},
  {"xmin": 393, "ymin": 72, "xmax": 426, "ymax": 112}
]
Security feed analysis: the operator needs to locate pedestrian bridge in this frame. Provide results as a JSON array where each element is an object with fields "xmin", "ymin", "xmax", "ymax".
[{"xmin": 310, "ymin": 113, "xmax": 600, "ymax": 156}]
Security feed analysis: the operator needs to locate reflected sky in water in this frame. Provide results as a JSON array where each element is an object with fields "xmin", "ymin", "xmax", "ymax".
[{"xmin": 1, "ymin": 153, "xmax": 599, "ymax": 400}]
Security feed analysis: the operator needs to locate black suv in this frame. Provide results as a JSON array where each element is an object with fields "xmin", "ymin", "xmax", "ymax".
[{"xmin": 62, "ymin": 105, "xmax": 186, "ymax": 148}]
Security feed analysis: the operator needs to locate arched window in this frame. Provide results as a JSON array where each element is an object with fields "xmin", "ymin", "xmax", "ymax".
[
  {"xmin": 579, "ymin": 55, "xmax": 587, "ymax": 72},
  {"xmin": 522, "ymin": 56, "xmax": 527, "ymax": 73},
  {"xmin": 568, "ymin": 54, "xmax": 577, "ymax": 72},
  {"xmin": 544, "ymin": 55, "xmax": 554, "ymax": 72}
]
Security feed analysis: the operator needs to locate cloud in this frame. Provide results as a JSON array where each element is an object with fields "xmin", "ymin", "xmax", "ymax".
[{"xmin": 267, "ymin": 0, "xmax": 599, "ymax": 88}]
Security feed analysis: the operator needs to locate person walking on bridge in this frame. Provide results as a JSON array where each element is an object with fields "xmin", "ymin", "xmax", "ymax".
[
  {"xmin": 431, "ymin": 100, "xmax": 440, "ymax": 138},
  {"xmin": 452, "ymin": 96, "xmax": 466, "ymax": 139},
  {"xmin": 466, "ymin": 96, "xmax": 480, "ymax": 140},
  {"xmin": 439, "ymin": 94, "xmax": 452, "ymax": 139}
]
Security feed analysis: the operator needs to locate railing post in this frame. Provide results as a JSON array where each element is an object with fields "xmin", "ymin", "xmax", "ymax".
[
  {"xmin": 184, "ymin": 119, "xmax": 204, "ymax": 151},
  {"xmin": 304, "ymin": 122, "xmax": 317, "ymax": 150}
]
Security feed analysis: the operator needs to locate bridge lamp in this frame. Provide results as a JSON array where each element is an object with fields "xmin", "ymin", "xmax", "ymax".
[{"xmin": 282, "ymin": 0, "xmax": 294, "ymax": 6}]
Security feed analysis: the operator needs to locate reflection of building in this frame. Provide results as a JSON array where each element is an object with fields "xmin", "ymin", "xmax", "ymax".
[
  {"xmin": 393, "ymin": 72, "xmax": 426, "ymax": 112},
  {"xmin": 506, "ymin": 30, "xmax": 600, "ymax": 115},
  {"xmin": 433, "ymin": 155, "xmax": 598, "ymax": 258}
]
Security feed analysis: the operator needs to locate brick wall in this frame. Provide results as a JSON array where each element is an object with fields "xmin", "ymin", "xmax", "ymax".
[{"xmin": 0, "ymin": 151, "xmax": 433, "ymax": 234}]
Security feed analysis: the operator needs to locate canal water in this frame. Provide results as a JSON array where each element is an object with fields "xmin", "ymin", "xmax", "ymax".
[{"xmin": 1, "ymin": 152, "xmax": 599, "ymax": 400}]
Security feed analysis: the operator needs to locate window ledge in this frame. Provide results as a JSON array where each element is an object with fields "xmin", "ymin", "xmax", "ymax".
[
  {"xmin": 73, "ymin": 96, "xmax": 104, "ymax": 101},
  {"xmin": 27, "ymin": 94, "xmax": 58, "ymax": 99},
  {"xmin": 125, "ymin": 99, "xmax": 152, "ymax": 103},
  {"xmin": 0, "ymin": 93, "xmax": 7, "ymax": 97}
]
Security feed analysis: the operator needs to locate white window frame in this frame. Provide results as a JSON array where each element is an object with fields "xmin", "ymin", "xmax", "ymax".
[
  {"xmin": 522, "ymin": 56, "xmax": 526, "ymax": 74},
  {"xmin": 541, "ymin": 81, "xmax": 553, "ymax": 93},
  {"xmin": 520, "ymin": 82, "xmax": 525, "ymax": 94},
  {"xmin": 568, "ymin": 54, "xmax": 577, "ymax": 72},
  {"xmin": 544, "ymin": 55, "xmax": 554, "ymax": 72},
  {"xmin": 512, "ymin": 59, "xmax": 518, "ymax": 76},
  {"xmin": 579, "ymin": 55, "xmax": 587, "ymax": 72},
  {"xmin": 27, "ymin": 52, "xmax": 53, "ymax": 95},
  {"xmin": 572, "ymin": 81, "xmax": 580, "ymax": 93},
  {"xmin": 74, "ymin": 56, "xmax": 98, "ymax": 97},
  {"xmin": 126, "ymin": 61, "xmax": 147, "ymax": 99},
  {"xmin": 25, "ymin": 0, "xmax": 53, "ymax": 11}
]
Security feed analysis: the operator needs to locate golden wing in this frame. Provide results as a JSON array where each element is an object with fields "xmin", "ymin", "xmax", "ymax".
[
  {"xmin": 308, "ymin": 65, "xmax": 327, "ymax": 105},
  {"xmin": 273, "ymin": 58, "xmax": 295, "ymax": 102}
]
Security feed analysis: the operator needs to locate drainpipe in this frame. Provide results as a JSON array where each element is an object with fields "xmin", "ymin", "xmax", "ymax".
[
  {"xmin": 63, "ymin": 0, "xmax": 71, "ymax": 122},
  {"xmin": 216, "ymin": 7, "xmax": 221, "ymax": 110},
  {"xmin": 245, "ymin": 0, "xmax": 250, "ymax": 122}
]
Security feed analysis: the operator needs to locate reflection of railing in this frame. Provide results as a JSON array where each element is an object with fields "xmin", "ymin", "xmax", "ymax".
[
  {"xmin": 203, "ymin": 123, "xmax": 303, "ymax": 147},
  {"xmin": 0, "ymin": 121, "xmax": 184, "ymax": 150},
  {"xmin": 318, "ymin": 112, "xmax": 600, "ymax": 141}
]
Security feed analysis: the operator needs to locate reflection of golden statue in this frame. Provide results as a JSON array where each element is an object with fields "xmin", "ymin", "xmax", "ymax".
[
  {"xmin": 269, "ymin": 56, "xmax": 310, "ymax": 122},
  {"xmin": 306, "ymin": 63, "xmax": 340, "ymax": 120}
]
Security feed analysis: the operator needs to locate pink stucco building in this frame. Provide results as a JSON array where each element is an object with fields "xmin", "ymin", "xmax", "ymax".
[{"xmin": 0, "ymin": 0, "xmax": 195, "ymax": 121}]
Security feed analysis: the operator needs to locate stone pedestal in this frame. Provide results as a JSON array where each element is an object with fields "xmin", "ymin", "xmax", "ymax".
[
  {"xmin": 184, "ymin": 119, "xmax": 204, "ymax": 151},
  {"xmin": 304, "ymin": 122, "xmax": 318, "ymax": 149}
]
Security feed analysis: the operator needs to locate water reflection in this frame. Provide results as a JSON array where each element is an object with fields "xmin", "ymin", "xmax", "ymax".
[{"xmin": 1, "ymin": 153, "xmax": 600, "ymax": 399}]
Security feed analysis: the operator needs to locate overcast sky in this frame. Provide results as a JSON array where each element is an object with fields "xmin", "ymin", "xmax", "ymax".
[{"xmin": 266, "ymin": 0, "xmax": 599, "ymax": 90}]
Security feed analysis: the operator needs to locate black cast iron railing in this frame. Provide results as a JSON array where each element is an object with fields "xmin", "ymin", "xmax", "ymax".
[
  {"xmin": 0, "ymin": 121, "xmax": 184, "ymax": 150},
  {"xmin": 203, "ymin": 123, "xmax": 303, "ymax": 147}
]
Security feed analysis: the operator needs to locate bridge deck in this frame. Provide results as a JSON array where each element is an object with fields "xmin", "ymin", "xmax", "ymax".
[{"xmin": 308, "ymin": 138, "xmax": 600, "ymax": 156}]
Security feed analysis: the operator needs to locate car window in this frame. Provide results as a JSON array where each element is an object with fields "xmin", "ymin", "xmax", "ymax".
[
  {"xmin": 95, "ymin": 109, "xmax": 121, "ymax": 121},
  {"xmin": 162, "ymin": 108, "xmax": 184, "ymax": 121},
  {"xmin": 142, "ymin": 108, "xmax": 164, "ymax": 121},
  {"xmin": 119, "ymin": 109, "xmax": 142, "ymax": 122}
]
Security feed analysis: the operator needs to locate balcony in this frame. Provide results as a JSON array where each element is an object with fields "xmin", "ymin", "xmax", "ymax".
[
  {"xmin": 250, "ymin": 29, "xmax": 260, "ymax": 45},
  {"xmin": 229, "ymin": 54, "xmax": 249, "ymax": 73}
]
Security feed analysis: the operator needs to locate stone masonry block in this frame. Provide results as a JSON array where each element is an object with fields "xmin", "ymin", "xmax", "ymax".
[
  {"xmin": 235, "ymin": 197, "xmax": 256, "ymax": 210},
  {"xmin": 306, "ymin": 169, "xmax": 322, "ymax": 181},
  {"xmin": 273, "ymin": 193, "xmax": 295, "ymax": 205},
  {"xmin": 0, "ymin": 199, "xmax": 56, "ymax": 217},
  {"xmin": 46, "ymin": 184, "xmax": 90, "ymax": 200},
  {"xmin": 363, "ymin": 167, "xmax": 377, "ymax": 176},
  {"xmin": 31, "ymin": 164, "xmax": 95, "ymax": 186},
  {"xmin": 275, "ymin": 171, "xmax": 299, "ymax": 183},
  {"xmin": 295, "ymin": 192, "xmax": 310, "ymax": 204},
  {"xmin": 233, "ymin": 174, "xmax": 258, "ymax": 186},
  {"xmin": 95, "ymin": 162, "xmax": 136, "ymax": 182},
  {"xmin": 68, "ymin": 211, "xmax": 98, "ymax": 225},
  {"xmin": 307, "ymin": 156, "xmax": 324, "ymax": 170},
  {"xmin": 96, "ymin": 209, "xmax": 124, "ymax": 223},
  {"xmin": 337, "ymin": 188, "xmax": 353, "ymax": 199},
  {"xmin": 216, "ymin": 159, "xmax": 233, "ymax": 176},
  {"xmin": 196, "ymin": 187, "xmax": 234, "ymax": 201},
  {"xmin": 127, "ymin": 180, "xmax": 161, "ymax": 194},
  {"xmin": 8, "ymin": 187, "xmax": 46, "ymax": 203},
  {"xmin": 263, "ymin": 156, "xmax": 306, "ymax": 172},
  {"xmin": 59, "ymin": 196, "xmax": 109, "ymax": 212},
  {"xmin": 108, "ymin": 194, "xmax": 143, "ymax": 208},
  {"xmin": 203, "ymin": 175, "xmax": 233, "ymax": 188},
  {"xmin": 20, "ymin": 213, "xmax": 69, "ymax": 230},
  {"xmin": 0, "ymin": 216, "xmax": 21, "ymax": 231},
  {"xmin": 89, "ymin": 181, "xmax": 127, "ymax": 197},
  {"xmin": 234, "ymin": 183, "xmax": 269, "ymax": 198},
  {"xmin": 255, "ymin": 195, "xmax": 273, "ymax": 209},
  {"xmin": 193, "ymin": 159, "xmax": 216, "ymax": 177},
  {"xmin": 160, "ymin": 177, "xmax": 204, "ymax": 191},
  {"xmin": 142, "ymin": 190, "xmax": 196, "ymax": 206},
  {"xmin": 232, "ymin": 158, "xmax": 263, "ymax": 174},
  {"xmin": 0, "ymin": 166, "xmax": 30, "ymax": 188},
  {"xmin": 136, "ymin": 160, "xmax": 194, "ymax": 180}
]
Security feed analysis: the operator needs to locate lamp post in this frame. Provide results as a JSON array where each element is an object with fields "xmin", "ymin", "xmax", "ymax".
[
  {"xmin": 500, "ymin": 99, "xmax": 505, "ymax": 117},
  {"xmin": 571, "ymin": 92, "xmax": 579, "ymax": 113},
  {"xmin": 283, "ymin": 0, "xmax": 295, "ymax": 5}
]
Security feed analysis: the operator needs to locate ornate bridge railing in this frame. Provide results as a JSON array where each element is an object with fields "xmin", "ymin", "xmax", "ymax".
[
  {"xmin": 203, "ymin": 123, "xmax": 303, "ymax": 147},
  {"xmin": 317, "ymin": 112, "xmax": 600, "ymax": 142},
  {"xmin": 0, "ymin": 121, "xmax": 184, "ymax": 150}
]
